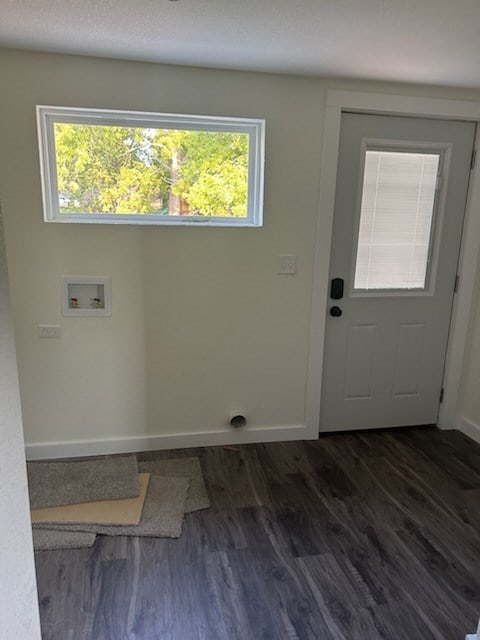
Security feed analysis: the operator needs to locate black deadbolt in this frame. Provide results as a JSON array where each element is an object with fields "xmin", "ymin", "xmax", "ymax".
[
  {"xmin": 330, "ymin": 306, "xmax": 343, "ymax": 317},
  {"xmin": 330, "ymin": 278, "xmax": 344, "ymax": 300}
]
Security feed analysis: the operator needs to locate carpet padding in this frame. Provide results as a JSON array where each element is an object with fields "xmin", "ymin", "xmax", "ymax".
[
  {"xmin": 34, "ymin": 476, "xmax": 190, "ymax": 539},
  {"xmin": 33, "ymin": 529, "xmax": 96, "ymax": 551},
  {"xmin": 139, "ymin": 457, "xmax": 210, "ymax": 513},
  {"xmin": 28, "ymin": 455, "xmax": 139, "ymax": 509}
]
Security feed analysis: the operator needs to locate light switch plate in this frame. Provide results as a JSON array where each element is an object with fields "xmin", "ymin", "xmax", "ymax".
[{"xmin": 278, "ymin": 254, "xmax": 297, "ymax": 275}]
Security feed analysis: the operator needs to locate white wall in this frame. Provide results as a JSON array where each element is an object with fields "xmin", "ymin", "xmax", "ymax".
[
  {"xmin": 2, "ymin": 48, "xmax": 480, "ymax": 456},
  {"xmin": 0, "ymin": 206, "xmax": 41, "ymax": 638},
  {"xmin": 457, "ymin": 251, "xmax": 480, "ymax": 443}
]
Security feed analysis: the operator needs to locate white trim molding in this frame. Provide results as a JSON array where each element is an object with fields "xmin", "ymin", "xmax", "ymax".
[
  {"xmin": 25, "ymin": 424, "xmax": 311, "ymax": 460},
  {"xmin": 456, "ymin": 416, "xmax": 480, "ymax": 445},
  {"xmin": 306, "ymin": 89, "xmax": 480, "ymax": 435}
]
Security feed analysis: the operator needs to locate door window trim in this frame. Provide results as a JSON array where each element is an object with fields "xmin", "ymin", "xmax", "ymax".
[{"xmin": 348, "ymin": 138, "xmax": 452, "ymax": 299}]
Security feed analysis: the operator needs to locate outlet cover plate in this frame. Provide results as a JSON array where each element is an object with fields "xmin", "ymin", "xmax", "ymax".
[{"xmin": 38, "ymin": 324, "xmax": 61, "ymax": 338}]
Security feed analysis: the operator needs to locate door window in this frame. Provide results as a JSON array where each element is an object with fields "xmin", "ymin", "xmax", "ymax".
[{"xmin": 353, "ymin": 147, "xmax": 441, "ymax": 291}]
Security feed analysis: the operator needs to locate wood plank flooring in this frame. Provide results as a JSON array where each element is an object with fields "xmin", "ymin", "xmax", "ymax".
[{"xmin": 34, "ymin": 427, "xmax": 480, "ymax": 639}]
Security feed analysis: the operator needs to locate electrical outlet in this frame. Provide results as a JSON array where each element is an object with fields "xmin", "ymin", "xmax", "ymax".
[
  {"xmin": 278, "ymin": 254, "xmax": 297, "ymax": 275},
  {"xmin": 38, "ymin": 325, "xmax": 61, "ymax": 338}
]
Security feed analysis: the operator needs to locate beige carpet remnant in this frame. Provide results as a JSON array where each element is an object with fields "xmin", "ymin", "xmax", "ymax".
[
  {"xmin": 138, "ymin": 457, "xmax": 210, "ymax": 513},
  {"xmin": 33, "ymin": 529, "xmax": 96, "ymax": 551},
  {"xmin": 32, "ymin": 455, "xmax": 210, "ymax": 548},
  {"xmin": 28, "ymin": 455, "xmax": 139, "ymax": 509},
  {"xmin": 34, "ymin": 476, "xmax": 190, "ymax": 539},
  {"xmin": 31, "ymin": 474, "xmax": 150, "ymax": 526}
]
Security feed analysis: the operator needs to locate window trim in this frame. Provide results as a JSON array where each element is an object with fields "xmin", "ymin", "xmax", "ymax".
[{"xmin": 36, "ymin": 105, "xmax": 265, "ymax": 227}]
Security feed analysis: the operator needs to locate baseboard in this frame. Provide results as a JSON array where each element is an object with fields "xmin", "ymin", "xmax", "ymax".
[
  {"xmin": 25, "ymin": 424, "xmax": 312, "ymax": 460},
  {"xmin": 456, "ymin": 415, "xmax": 480, "ymax": 445}
]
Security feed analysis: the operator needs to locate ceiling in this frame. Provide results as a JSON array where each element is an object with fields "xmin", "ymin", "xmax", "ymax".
[{"xmin": 1, "ymin": 0, "xmax": 480, "ymax": 88}]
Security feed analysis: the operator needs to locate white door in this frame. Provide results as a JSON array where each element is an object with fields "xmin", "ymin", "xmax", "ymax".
[{"xmin": 321, "ymin": 113, "xmax": 475, "ymax": 432}]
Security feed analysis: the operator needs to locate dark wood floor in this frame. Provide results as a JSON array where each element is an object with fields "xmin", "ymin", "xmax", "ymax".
[{"xmin": 35, "ymin": 427, "xmax": 480, "ymax": 640}]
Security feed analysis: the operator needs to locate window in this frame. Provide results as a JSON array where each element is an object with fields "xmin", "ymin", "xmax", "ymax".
[
  {"xmin": 353, "ymin": 147, "xmax": 441, "ymax": 291},
  {"xmin": 36, "ymin": 106, "xmax": 265, "ymax": 226}
]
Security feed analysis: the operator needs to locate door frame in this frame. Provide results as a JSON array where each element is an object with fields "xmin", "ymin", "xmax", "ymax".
[{"xmin": 307, "ymin": 90, "xmax": 480, "ymax": 434}]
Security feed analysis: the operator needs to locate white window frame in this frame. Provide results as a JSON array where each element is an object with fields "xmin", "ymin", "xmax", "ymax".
[{"xmin": 36, "ymin": 105, "xmax": 265, "ymax": 227}]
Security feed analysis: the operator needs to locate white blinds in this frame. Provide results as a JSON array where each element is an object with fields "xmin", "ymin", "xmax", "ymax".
[{"xmin": 354, "ymin": 150, "xmax": 440, "ymax": 290}]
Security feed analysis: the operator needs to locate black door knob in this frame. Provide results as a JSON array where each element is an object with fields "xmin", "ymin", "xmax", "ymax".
[{"xmin": 330, "ymin": 306, "xmax": 343, "ymax": 317}]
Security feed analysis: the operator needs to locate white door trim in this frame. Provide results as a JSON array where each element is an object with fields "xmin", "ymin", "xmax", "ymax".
[{"xmin": 307, "ymin": 90, "xmax": 480, "ymax": 433}]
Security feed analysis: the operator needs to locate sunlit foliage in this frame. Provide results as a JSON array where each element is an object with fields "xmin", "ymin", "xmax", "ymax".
[{"xmin": 54, "ymin": 123, "xmax": 249, "ymax": 217}]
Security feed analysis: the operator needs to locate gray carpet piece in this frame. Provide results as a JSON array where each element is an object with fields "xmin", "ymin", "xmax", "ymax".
[
  {"xmin": 138, "ymin": 457, "xmax": 210, "ymax": 513},
  {"xmin": 28, "ymin": 455, "xmax": 139, "ymax": 509},
  {"xmin": 33, "ymin": 529, "xmax": 96, "ymax": 551},
  {"xmin": 34, "ymin": 476, "xmax": 190, "ymax": 539}
]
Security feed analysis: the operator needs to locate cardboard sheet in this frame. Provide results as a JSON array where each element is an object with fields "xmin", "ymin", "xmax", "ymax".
[{"xmin": 31, "ymin": 473, "xmax": 149, "ymax": 525}]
